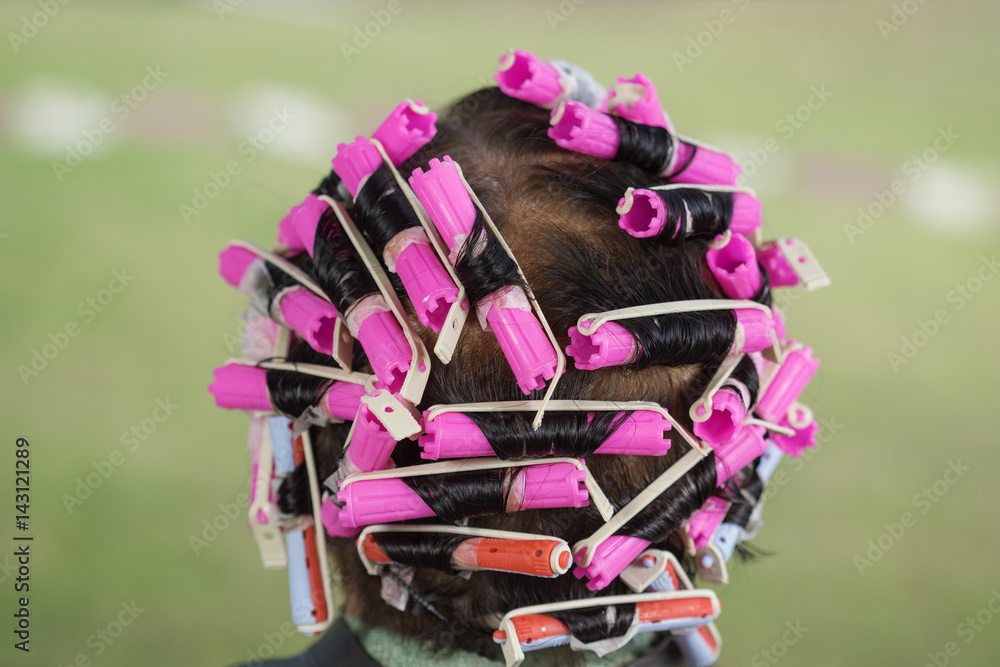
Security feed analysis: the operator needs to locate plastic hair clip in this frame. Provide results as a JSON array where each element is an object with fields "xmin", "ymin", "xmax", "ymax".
[
  {"xmin": 707, "ymin": 232, "xmax": 763, "ymax": 300},
  {"xmin": 342, "ymin": 401, "xmax": 399, "ymax": 476},
  {"xmin": 419, "ymin": 409, "xmax": 671, "ymax": 460},
  {"xmin": 603, "ymin": 73, "xmax": 673, "ymax": 131},
  {"xmin": 756, "ymin": 345, "xmax": 820, "ymax": 425},
  {"xmin": 335, "ymin": 460, "xmax": 590, "ymax": 528},
  {"xmin": 757, "ymin": 238, "xmax": 830, "ymax": 291},
  {"xmin": 495, "ymin": 49, "xmax": 605, "ymax": 110},
  {"xmin": 371, "ymin": 99, "xmax": 438, "ymax": 166},
  {"xmin": 359, "ymin": 528, "xmax": 572, "ymax": 578},
  {"xmin": 332, "ymin": 137, "xmax": 459, "ymax": 332},
  {"xmin": 247, "ymin": 416, "xmax": 287, "ymax": 569},
  {"xmin": 548, "ymin": 101, "xmax": 740, "ymax": 185},
  {"xmin": 409, "ymin": 157, "xmax": 559, "ymax": 394}
]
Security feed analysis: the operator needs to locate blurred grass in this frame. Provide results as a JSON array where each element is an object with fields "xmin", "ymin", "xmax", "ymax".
[{"xmin": 1, "ymin": 1, "xmax": 998, "ymax": 666}]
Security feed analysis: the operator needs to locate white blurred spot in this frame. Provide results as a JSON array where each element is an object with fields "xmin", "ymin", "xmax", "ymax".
[
  {"xmin": 232, "ymin": 85, "xmax": 351, "ymax": 168},
  {"xmin": 902, "ymin": 161, "xmax": 999, "ymax": 235},
  {"xmin": 11, "ymin": 79, "xmax": 112, "ymax": 157}
]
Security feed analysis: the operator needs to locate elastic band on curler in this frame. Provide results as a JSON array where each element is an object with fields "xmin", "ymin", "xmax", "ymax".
[
  {"xmin": 706, "ymin": 232, "xmax": 763, "ymax": 300},
  {"xmin": 495, "ymin": 49, "xmax": 605, "ymax": 110}
]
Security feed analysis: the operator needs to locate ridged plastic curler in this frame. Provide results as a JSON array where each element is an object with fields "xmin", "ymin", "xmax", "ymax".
[
  {"xmin": 483, "ymin": 295, "xmax": 558, "ymax": 395},
  {"xmin": 687, "ymin": 497, "xmax": 730, "ymax": 550},
  {"xmin": 604, "ymin": 73, "xmax": 672, "ymax": 131},
  {"xmin": 566, "ymin": 320, "xmax": 636, "ymax": 370},
  {"xmin": 218, "ymin": 245, "xmax": 260, "ymax": 289},
  {"xmin": 343, "ymin": 402, "xmax": 398, "ymax": 474},
  {"xmin": 730, "ymin": 190, "xmax": 763, "ymax": 237},
  {"xmin": 408, "ymin": 156, "xmax": 477, "ymax": 250},
  {"xmin": 320, "ymin": 496, "xmax": 361, "ymax": 539},
  {"xmin": 732, "ymin": 308, "xmax": 775, "ymax": 354},
  {"xmin": 757, "ymin": 238, "xmax": 830, "ymax": 291},
  {"xmin": 350, "ymin": 308, "xmax": 411, "ymax": 393},
  {"xmin": 676, "ymin": 625, "xmax": 722, "ymax": 667},
  {"xmin": 371, "ymin": 99, "xmax": 438, "ymax": 165},
  {"xmin": 713, "ymin": 425, "xmax": 768, "ymax": 485},
  {"xmin": 616, "ymin": 187, "xmax": 762, "ymax": 240},
  {"xmin": 334, "ymin": 137, "xmax": 458, "ymax": 332},
  {"xmin": 707, "ymin": 233, "xmax": 763, "ymax": 300},
  {"xmin": 337, "ymin": 462, "xmax": 589, "ymax": 528},
  {"xmin": 755, "ymin": 346, "xmax": 819, "ymax": 424},
  {"xmin": 419, "ymin": 410, "xmax": 670, "ymax": 460},
  {"xmin": 693, "ymin": 385, "xmax": 747, "ymax": 446},
  {"xmin": 495, "ymin": 49, "xmax": 565, "ymax": 108},
  {"xmin": 324, "ymin": 382, "xmax": 366, "ymax": 421},
  {"xmin": 668, "ymin": 141, "xmax": 741, "ymax": 186},
  {"xmin": 771, "ymin": 412, "xmax": 819, "ymax": 458},
  {"xmin": 548, "ymin": 100, "xmax": 620, "ymax": 160},
  {"xmin": 277, "ymin": 194, "xmax": 326, "ymax": 253},
  {"xmin": 276, "ymin": 288, "xmax": 340, "ymax": 356},
  {"xmin": 757, "ymin": 242, "xmax": 798, "ymax": 288},
  {"xmin": 208, "ymin": 364, "xmax": 272, "ymax": 412},
  {"xmin": 572, "ymin": 534, "xmax": 651, "ymax": 592}
]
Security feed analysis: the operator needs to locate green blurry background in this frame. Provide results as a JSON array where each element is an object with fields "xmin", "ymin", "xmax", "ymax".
[{"xmin": 1, "ymin": 1, "xmax": 998, "ymax": 665}]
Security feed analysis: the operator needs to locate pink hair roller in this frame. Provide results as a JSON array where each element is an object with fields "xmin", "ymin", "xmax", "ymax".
[
  {"xmin": 713, "ymin": 425, "xmax": 768, "ymax": 484},
  {"xmin": 324, "ymin": 382, "xmax": 366, "ymax": 421},
  {"xmin": 353, "ymin": 309, "xmax": 411, "ymax": 393},
  {"xmin": 484, "ymin": 301, "xmax": 558, "ymax": 395},
  {"xmin": 277, "ymin": 288, "xmax": 339, "ymax": 357},
  {"xmin": 687, "ymin": 497, "xmax": 730, "ymax": 550},
  {"xmin": 495, "ymin": 50, "xmax": 565, "ymax": 109},
  {"xmin": 693, "ymin": 386, "xmax": 747, "ymax": 446},
  {"xmin": 668, "ymin": 141, "xmax": 741, "ymax": 186},
  {"xmin": 344, "ymin": 402, "xmax": 398, "ymax": 473},
  {"xmin": 419, "ymin": 410, "xmax": 671, "ymax": 460},
  {"xmin": 208, "ymin": 364, "xmax": 272, "ymax": 412},
  {"xmin": 707, "ymin": 233, "xmax": 763, "ymax": 300},
  {"xmin": 773, "ymin": 307, "xmax": 788, "ymax": 344},
  {"xmin": 548, "ymin": 100, "xmax": 619, "ymax": 160},
  {"xmin": 336, "ymin": 462, "xmax": 589, "ymax": 528},
  {"xmin": 573, "ymin": 535, "xmax": 650, "ymax": 592},
  {"xmin": 616, "ymin": 188, "xmax": 670, "ymax": 239},
  {"xmin": 604, "ymin": 73, "xmax": 672, "ymax": 131},
  {"xmin": 334, "ymin": 138, "xmax": 458, "ymax": 332},
  {"xmin": 757, "ymin": 241, "xmax": 799, "ymax": 288},
  {"xmin": 771, "ymin": 414, "xmax": 818, "ymax": 458},
  {"xmin": 371, "ymin": 99, "xmax": 438, "ymax": 166},
  {"xmin": 277, "ymin": 194, "xmax": 326, "ymax": 253},
  {"xmin": 218, "ymin": 245, "xmax": 260, "ymax": 289},
  {"xmin": 755, "ymin": 346, "xmax": 820, "ymax": 424},
  {"xmin": 732, "ymin": 309, "xmax": 775, "ymax": 354},
  {"xmin": 566, "ymin": 320, "xmax": 636, "ymax": 370},
  {"xmin": 408, "ymin": 156, "xmax": 476, "ymax": 250},
  {"xmin": 730, "ymin": 191, "xmax": 763, "ymax": 237},
  {"xmin": 320, "ymin": 496, "xmax": 361, "ymax": 539}
]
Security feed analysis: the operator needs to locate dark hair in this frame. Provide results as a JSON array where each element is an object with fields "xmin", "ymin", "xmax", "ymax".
[{"xmin": 272, "ymin": 88, "xmax": 773, "ymax": 662}]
